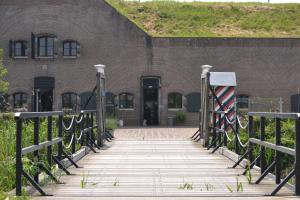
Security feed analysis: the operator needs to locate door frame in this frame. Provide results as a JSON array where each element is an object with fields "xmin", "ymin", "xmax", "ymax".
[
  {"xmin": 34, "ymin": 76, "xmax": 55, "ymax": 111},
  {"xmin": 140, "ymin": 76, "xmax": 161, "ymax": 126}
]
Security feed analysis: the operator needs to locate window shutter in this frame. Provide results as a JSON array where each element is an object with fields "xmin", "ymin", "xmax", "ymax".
[
  {"xmin": 31, "ymin": 33, "xmax": 36, "ymax": 59},
  {"xmin": 24, "ymin": 41, "xmax": 29, "ymax": 57},
  {"xmin": 114, "ymin": 95, "xmax": 119, "ymax": 109},
  {"xmin": 183, "ymin": 95, "xmax": 187, "ymax": 108},
  {"xmin": 9, "ymin": 40, "xmax": 14, "ymax": 58},
  {"xmin": 53, "ymin": 36, "xmax": 58, "ymax": 58},
  {"xmin": 77, "ymin": 42, "xmax": 81, "ymax": 57},
  {"xmin": 186, "ymin": 93, "xmax": 201, "ymax": 112}
]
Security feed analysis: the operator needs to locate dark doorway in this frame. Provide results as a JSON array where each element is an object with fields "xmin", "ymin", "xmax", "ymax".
[
  {"xmin": 142, "ymin": 77, "xmax": 160, "ymax": 126},
  {"xmin": 34, "ymin": 77, "xmax": 54, "ymax": 112}
]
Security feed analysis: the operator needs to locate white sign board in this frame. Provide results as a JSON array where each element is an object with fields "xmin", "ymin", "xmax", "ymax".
[{"xmin": 209, "ymin": 72, "xmax": 237, "ymax": 86}]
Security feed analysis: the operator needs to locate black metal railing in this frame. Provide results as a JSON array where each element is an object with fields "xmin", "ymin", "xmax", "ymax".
[
  {"xmin": 207, "ymin": 111, "xmax": 300, "ymax": 196},
  {"xmin": 15, "ymin": 110, "xmax": 99, "ymax": 196}
]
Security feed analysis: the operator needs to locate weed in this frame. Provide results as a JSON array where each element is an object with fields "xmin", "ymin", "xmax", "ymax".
[
  {"xmin": 236, "ymin": 177, "xmax": 243, "ymax": 192},
  {"xmin": 226, "ymin": 184, "xmax": 233, "ymax": 193},
  {"xmin": 245, "ymin": 162, "xmax": 252, "ymax": 184},
  {"xmin": 178, "ymin": 182, "xmax": 194, "ymax": 190},
  {"xmin": 205, "ymin": 183, "xmax": 214, "ymax": 191},
  {"xmin": 113, "ymin": 178, "xmax": 119, "ymax": 187},
  {"xmin": 80, "ymin": 173, "xmax": 87, "ymax": 188}
]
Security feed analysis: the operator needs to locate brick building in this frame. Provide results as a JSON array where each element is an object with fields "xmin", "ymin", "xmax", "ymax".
[{"xmin": 0, "ymin": 0, "xmax": 300, "ymax": 126}]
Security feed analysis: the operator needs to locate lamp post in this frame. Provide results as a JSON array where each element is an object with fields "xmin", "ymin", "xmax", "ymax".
[{"xmin": 95, "ymin": 64, "xmax": 106, "ymax": 147}]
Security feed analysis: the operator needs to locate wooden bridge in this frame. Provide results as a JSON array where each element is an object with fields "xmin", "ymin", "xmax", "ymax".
[
  {"xmin": 13, "ymin": 67, "xmax": 300, "ymax": 199},
  {"xmin": 29, "ymin": 128, "xmax": 295, "ymax": 200}
]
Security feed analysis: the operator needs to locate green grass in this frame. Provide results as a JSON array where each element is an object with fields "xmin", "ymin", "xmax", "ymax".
[{"xmin": 106, "ymin": 0, "xmax": 300, "ymax": 37}]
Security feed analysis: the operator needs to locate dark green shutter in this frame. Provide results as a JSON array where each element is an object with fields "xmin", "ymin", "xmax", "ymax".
[
  {"xmin": 186, "ymin": 92, "xmax": 201, "ymax": 112},
  {"xmin": 291, "ymin": 94, "xmax": 300, "ymax": 112},
  {"xmin": 9, "ymin": 40, "xmax": 13, "ymax": 58},
  {"xmin": 31, "ymin": 33, "xmax": 35, "ymax": 59}
]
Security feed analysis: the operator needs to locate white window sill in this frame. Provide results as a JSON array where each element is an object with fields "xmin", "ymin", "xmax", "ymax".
[
  {"xmin": 63, "ymin": 56, "xmax": 77, "ymax": 59},
  {"xmin": 37, "ymin": 56, "xmax": 55, "ymax": 59},
  {"xmin": 118, "ymin": 108, "xmax": 134, "ymax": 111},
  {"xmin": 168, "ymin": 108, "xmax": 184, "ymax": 111},
  {"xmin": 13, "ymin": 56, "xmax": 28, "ymax": 59}
]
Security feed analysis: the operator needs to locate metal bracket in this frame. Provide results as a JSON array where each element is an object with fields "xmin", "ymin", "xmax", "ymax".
[
  {"xmin": 52, "ymin": 156, "xmax": 71, "ymax": 175},
  {"xmin": 62, "ymin": 150, "xmax": 80, "ymax": 168},
  {"xmin": 231, "ymin": 147, "xmax": 254, "ymax": 168},
  {"xmin": 255, "ymin": 161, "xmax": 276, "ymax": 184},
  {"xmin": 22, "ymin": 169, "xmax": 48, "ymax": 196},
  {"xmin": 269, "ymin": 169, "xmax": 295, "ymax": 196},
  {"xmin": 241, "ymin": 152, "xmax": 261, "ymax": 175}
]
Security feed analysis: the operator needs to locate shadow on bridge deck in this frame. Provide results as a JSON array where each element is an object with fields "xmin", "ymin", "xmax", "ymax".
[{"xmin": 33, "ymin": 128, "xmax": 295, "ymax": 200}]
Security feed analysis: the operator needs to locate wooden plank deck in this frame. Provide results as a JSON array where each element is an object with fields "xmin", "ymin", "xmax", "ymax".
[{"xmin": 33, "ymin": 128, "xmax": 295, "ymax": 200}]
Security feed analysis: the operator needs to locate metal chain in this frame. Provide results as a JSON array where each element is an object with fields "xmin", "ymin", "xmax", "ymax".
[
  {"xmin": 62, "ymin": 134, "xmax": 75, "ymax": 149},
  {"xmin": 236, "ymin": 133, "xmax": 249, "ymax": 148},
  {"xmin": 225, "ymin": 115, "xmax": 236, "ymax": 125},
  {"xmin": 75, "ymin": 114, "xmax": 84, "ymax": 124},
  {"xmin": 75, "ymin": 130, "xmax": 84, "ymax": 141},
  {"xmin": 237, "ymin": 115, "xmax": 249, "ymax": 129},
  {"xmin": 224, "ymin": 130, "xmax": 235, "ymax": 142},
  {"xmin": 62, "ymin": 116, "xmax": 75, "ymax": 131}
]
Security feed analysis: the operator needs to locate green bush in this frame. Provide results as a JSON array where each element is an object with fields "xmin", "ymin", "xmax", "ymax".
[
  {"xmin": 175, "ymin": 111, "xmax": 186, "ymax": 123},
  {"xmin": 106, "ymin": 118, "xmax": 118, "ymax": 130}
]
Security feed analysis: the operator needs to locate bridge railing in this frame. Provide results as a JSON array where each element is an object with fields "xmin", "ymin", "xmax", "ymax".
[
  {"xmin": 15, "ymin": 110, "xmax": 98, "ymax": 196},
  {"xmin": 207, "ymin": 111, "xmax": 300, "ymax": 196}
]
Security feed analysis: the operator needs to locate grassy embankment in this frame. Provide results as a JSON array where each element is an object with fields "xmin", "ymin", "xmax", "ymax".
[{"xmin": 106, "ymin": 0, "xmax": 300, "ymax": 37}]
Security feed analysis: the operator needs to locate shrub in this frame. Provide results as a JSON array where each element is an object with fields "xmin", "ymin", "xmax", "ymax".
[
  {"xmin": 175, "ymin": 111, "xmax": 186, "ymax": 123},
  {"xmin": 106, "ymin": 118, "xmax": 118, "ymax": 130}
]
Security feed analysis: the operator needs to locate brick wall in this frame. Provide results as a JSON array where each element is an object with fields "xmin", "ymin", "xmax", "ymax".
[{"xmin": 0, "ymin": 0, "xmax": 300, "ymax": 126}]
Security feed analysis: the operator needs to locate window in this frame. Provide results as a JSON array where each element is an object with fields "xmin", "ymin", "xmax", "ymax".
[
  {"xmin": 13, "ymin": 92, "xmax": 27, "ymax": 109},
  {"xmin": 168, "ymin": 92, "xmax": 183, "ymax": 109},
  {"xmin": 38, "ymin": 36, "xmax": 54, "ymax": 57},
  {"xmin": 119, "ymin": 93, "xmax": 133, "ymax": 109},
  {"xmin": 236, "ymin": 94, "xmax": 249, "ymax": 109},
  {"xmin": 186, "ymin": 92, "xmax": 201, "ymax": 112},
  {"xmin": 9, "ymin": 40, "xmax": 28, "ymax": 58},
  {"xmin": 63, "ymin": 41, "xmax": 79, "ymax": 57},
  {"xmin": 14, "ymin": 41, "xmax": 27, "ymax": 57},
  {"xmin": 62, "ymin": 93, "xmax": 78, "ymax": 110}
]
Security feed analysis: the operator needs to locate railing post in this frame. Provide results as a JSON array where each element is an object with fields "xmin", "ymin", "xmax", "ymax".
[
  {"xmin": 72, "ymin": 117, "xmax": 76, "ymax": 154},
  {"xmin": 218, "ymin": 113, "xmax": 222, "ymax": 144},
  {"xmin": 34, "ymin": 117, "xmax": 40, "ymax": 183},
  {"xmin": 275, "ymin": 118, "xmax": 281, "ymax": 184},
  {"xmin": 86, "ymin": 113, "xmax": 90, "ymax": 147},
  {"xmin": 212, "ymin": 112, "xmax": 216, "ymax": 146},
  {"xmin": 295, "ymin": 118, "xmax": 300, "ymax": 195},
  {"xmin": 47, "ymin": 116, "xmax": 53, "ymax": 166},
  {"xmin": 81, "ymin": 114, "xmax": 85, "ymax": 146},
  {"xmin": 260, "ymin": 117, "xmax": 266, "ymax": 174},
  {"xmin": 91, "ymin": 112, "xmax": 95, "ymax": 144},
  {"xmin": 15, "ymin": 117, "xmax": 22, "ymax": 196},
  {"xmin": 248, "ymin": 116, "xmax": 254, "ymax": 163},
  {"xmin": 95, "ymin": 64, "xmax": 105, "ymax": 147},
  {"xmin": 224, "ymin": 116, "xmax": 228, "ymax": 147},
  {"xmin": 58, "ymin": 115, "xmax": 63, "ymax": 160},
  {"xmin": 235, "ymin": 115, "xmax": 239, "ymax": 154}
]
